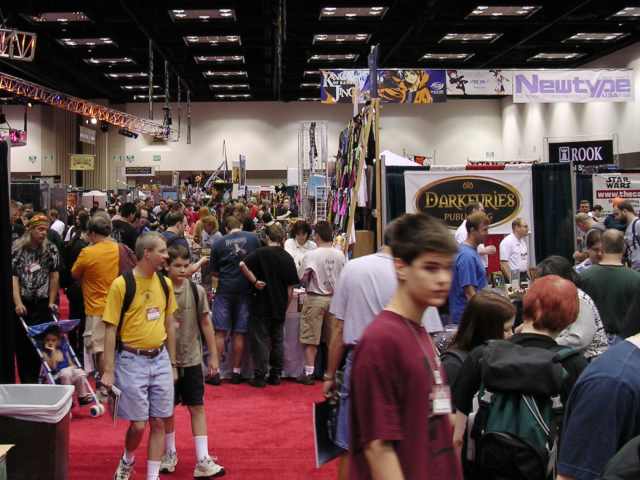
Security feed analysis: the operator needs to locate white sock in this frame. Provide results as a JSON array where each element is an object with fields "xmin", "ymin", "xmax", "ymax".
[
  {"xmin": 165, "ymin": 431, "xmax": 176, "ymax": 454},
  {"xmin": 194, "ymin": 435, "xmax": 209, "ymax": 462},
  {"xmin": 123, "ymin": 450, "xmax": 135, "ymax": 465},
  {"xmin": 232, "ymin": 367, "xmax": 241, "ymax": 374},
  {"xmin": 147, "ymin": 460, "xmax": 161, "ymax": 480},
  {"xmin": 304, "ymin": 365, "xmax": 314, "ymax": 376}
]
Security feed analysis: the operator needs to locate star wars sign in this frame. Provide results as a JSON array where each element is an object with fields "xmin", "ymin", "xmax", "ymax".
[{"xmin": 548, "ymin": 140, "xmax": 614, "ymax": 166}]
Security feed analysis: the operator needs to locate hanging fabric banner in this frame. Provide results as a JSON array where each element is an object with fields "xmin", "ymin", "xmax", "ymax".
[
  {"xmin": 446, "ymin": 69, "xmax": 513, "ymax": 96},
  {"xmin": 321, "ymin": 69, "xmax": 446, "ymax": 104},
  {"xmin": 592, "ymin": 173, "xmax": 640, "ymax": 214},
  {"xmin": 513, "ymin": 69, "xmax": 634, "ymax": 103},
  {"xmin": 404, "ymin": 168, "xmax": 534, "ymax": 235}
]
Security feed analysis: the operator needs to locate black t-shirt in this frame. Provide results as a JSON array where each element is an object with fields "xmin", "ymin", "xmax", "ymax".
[
  {"xmin": 211, "ymin": 231, "xmax": 260, "ymax": 294},
  {"xmin": 452, "ymin": 333, "xmax": 588, "ymax": 415},
  {"xmin": 243, "ymin": 246, "xmax": 299, "ymax": 319},
  {"xmin": 111, "ymin": 219, "xmax": 138, "ymax": 252}
]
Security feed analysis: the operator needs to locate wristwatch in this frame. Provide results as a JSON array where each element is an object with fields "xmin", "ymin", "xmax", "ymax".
[{"xmin": 323, "ymin": 373, "xmax": 334, "ymax": 381}]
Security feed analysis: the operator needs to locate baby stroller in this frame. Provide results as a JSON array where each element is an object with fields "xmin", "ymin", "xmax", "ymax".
[{"xmin": 20, "ymin": 315, "xmax": 105, "ymax": 417}]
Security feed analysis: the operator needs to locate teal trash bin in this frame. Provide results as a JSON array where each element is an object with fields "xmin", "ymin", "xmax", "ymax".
[{"xmin": 0, "ymin": 385, "xmax": 73, "ymax": 480}]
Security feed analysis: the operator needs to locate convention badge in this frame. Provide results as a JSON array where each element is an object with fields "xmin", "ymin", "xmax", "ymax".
[
  {"xmin": 431, "ymin": 384, "xmax": 453, "ymax": 416},
  {"xmin": 146, "ymin": 307, "xmax": 161, "ymax": 321},
  {"xmin": 28, "ymin": 263, "xmax": 41, "ymax": 273}
]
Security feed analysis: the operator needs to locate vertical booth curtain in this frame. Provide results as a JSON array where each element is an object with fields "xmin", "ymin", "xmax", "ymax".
[
  {"xmin": 385, "ymin": 166, "xmax": 426, "ymax": 223},
  {"xmin": 532, "ymin": 163, "xmax": 574, "ymax": 262},
  {"xmin": 0, "ymin": 140, "xmax": 15, "ymax": 382},
  {"xmin": 576, "ymin": 174, "xmax": 594, "ymax": 207}
]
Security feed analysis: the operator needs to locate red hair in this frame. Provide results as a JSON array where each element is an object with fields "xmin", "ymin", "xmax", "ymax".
[{"xmin": 523, "ymin": 275, "xmax": 578, "ymax": 332}]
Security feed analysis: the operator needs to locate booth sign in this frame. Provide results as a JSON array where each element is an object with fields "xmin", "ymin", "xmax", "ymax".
[
  {"xmin": 593, "ymin": 173, "xmax": 640, "ymax": 214},
  {"xmin": 404, "ymin": 169, "xmax": 534, "ymax": 235},
  {"xmin": 69, "ymin": 154, "xmax": 95, "ymax": 171},
  {"xmin": 548, "ymin": 140, "xmax": 614, "ymax": 166},
  {"xmin": 125, "ymin": 166, "xmax": 154, "ymax": 177}
]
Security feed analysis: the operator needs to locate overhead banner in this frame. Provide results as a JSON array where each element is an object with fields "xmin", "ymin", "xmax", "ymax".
[
  {"xmin": 549, "ymin": 139, "xmax": 614, "ymax": 166},
  {"xmin": 79, "ymin": 126, "xmax": 96, "ymax": 145},
  {"xmin": 513, "ymin": 69, "xmax": 634, "ymax": 103},
  {"xmin": 69, "ymin": 154, "xmax": 95, "ymax": 171},
  {"xmin": 125, "ymin": 166, "xmax": 154, "ymax": 176},
  {"xmin": 446, "ymin": 69, "xmax": 513, "ymax": 96},
  {"xmin": 321, "ymin": 69, "xmax": 446, "ymax": 104},
  {"xmin": 404, "ymin": 169, "xmax": 534, "ymax": 235},
  {"xmin": 593, "ymin": 173, "xmax": 640, "ymax": 214}
]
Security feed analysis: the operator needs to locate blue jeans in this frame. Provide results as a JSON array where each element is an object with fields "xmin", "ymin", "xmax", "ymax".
[
  {"xmin": 213, "ymin": 294, "xmax": 250, "ymax": 334},
  {"xmin": 115, "ymin": 347, "xmax": 174, "ymax": 421},
  {"xmin": 335, "ymin": 348, "xmax": 354, "ymax": 451}
]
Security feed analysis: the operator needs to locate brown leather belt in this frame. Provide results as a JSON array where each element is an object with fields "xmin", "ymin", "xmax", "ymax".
[{"xmin": 120, "ymin": 344, "xmax": 164, "ymax": 358}]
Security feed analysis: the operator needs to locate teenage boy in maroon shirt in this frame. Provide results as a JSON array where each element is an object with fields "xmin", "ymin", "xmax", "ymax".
[{"xmin": 349, "ymin": 213, "xmax": 463, "ymax": 480}]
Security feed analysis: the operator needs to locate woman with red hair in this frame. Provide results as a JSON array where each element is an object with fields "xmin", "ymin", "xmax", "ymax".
[{"xmin": 451, "ymin": 275, "xmax": 588, "ymax": 476}]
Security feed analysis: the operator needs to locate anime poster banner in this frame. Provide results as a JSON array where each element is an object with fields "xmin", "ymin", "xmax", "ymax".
[
  {"xmin": 513, "ymin": 69, "xmax": 634, "ymax": 103},
  {"xmin": 321, "ymin": 69, "xmax": 446, "ymax": 104},
  {"xmin": 592, "ymin": 173, "xmax": 640, "ymax": 215},
  {"xmin": 404, "ymin": 168, "xmax": 534, "ymax": 235},
  {"xmin": 446, "ymin": 70, "xmax": 513, "ymax": 96}
]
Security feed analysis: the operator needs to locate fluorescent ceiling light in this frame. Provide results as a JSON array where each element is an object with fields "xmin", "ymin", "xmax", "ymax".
[
  {"xmin": 440, "ymin": 33, "xmax": 502, "ymax": 43},
  {"xmin": 304, "ymin": 70, "xmax": 321, "ymax": 76},
  {"xmin": 308, "ymin": 53, "xmax": 359, "ymax": 62},
  {"xmin": 202, "ymin": 70, "xmax": 248, "ymax": 78},
  {"xmin": 313, "ymin": 33, "xmax": 371, "ymax": 44},
  {"xmin": 565, "ymin": 32, "xmax": 627, "ymax": 42},
  {"xmin": 84, "ymin": 57, "xmax": 134, "ymax": 65},
  {"xmin": 209, "ymin": 84, "xmax": 250, "ymax": 90},
  {"xmin": 25, "ymin": 11, "xmax": 90, "ymax": 23},
  {"xmin": 133, "ymin": 94, "xmax": 166, "ymax": 100},
  {"xmin": 466, "ymin": 5, "xmax": 540, "ymax": 18},
  {"xmin": 215, "ymin": 94, "xmax": 251, "ymax": 99},
  {"xmin": 611, "ymin": 7, "xmax": 640, "ymax": 17},
  {"xmin": 319, "ymin": 7, "xmax": 388, "ymax": 19},
  {"xmin": 299, "ymin": 97, "xmax": 320, "ymax": 101},
  {"xmin": 121, "ymin": 85, "xmax": 160, "ymax": 91},
  {"xmin": 194, "ymin": 55, "xmax": 245, "ymax": 64},
  {"xmin": 168, "ymin": 9, "xmax": 236, "ymax": 21},
  {"xmin": 421, "ymin": 53, "xmax": 474, "ymax": 61},
  {"xmin": 183, "ymin": 35, "xmax": 241, "ymax": 46},
  {"xmin": 58, "ymin": 37, "xmax": 116, "ymax": 47},
  {"xmin": 105, "ymin": 72, "xmax": 148, "ymax": 79},
  {"xmin": 301, "ymin": 82, "xmax": 321, "ymax": 88},
  {"xmin": 528, "ymin": 52, "xmax": 585, "ymax": 61}
]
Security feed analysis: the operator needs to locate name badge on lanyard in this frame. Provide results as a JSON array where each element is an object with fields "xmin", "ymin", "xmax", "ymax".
[
  {"xmin": 28, "ymin": 263, "xmax": 41, "ymax": 273},
  {"xmin": 146, "ymin": 307, "xmax": 161, "ymax": 321},
  {"xmin": 430, "ymin": 366, "xmax": 453, "ymax": 416}
]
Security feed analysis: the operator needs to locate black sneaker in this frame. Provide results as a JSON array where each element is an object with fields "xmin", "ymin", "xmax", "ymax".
[
  {"xmin": 206, "ymin": 373, "xmax": 222, "ymax": 386},
  {"xmin": 249, "ymin": 377, "xmax": 267, "ymax": 388},
  {"xmin": 267, "ymin": 375, "xmax": 281, "ymax": 386},
  {"xmin": 296, "ymin": 373, "xmax": 315, "ymax": 386},
  {"xmin": 230, "ymin": 373, "xmax": 244, "ymax": 384}
]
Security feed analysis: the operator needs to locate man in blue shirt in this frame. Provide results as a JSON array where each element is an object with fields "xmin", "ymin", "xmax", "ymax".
[
  {"xmin": 448, "ymin": 212, "xmax": 489, "ymax": 324},
  {"xmin": 557, "ymin": 321, "xmax": 640, "ymax": 480}
]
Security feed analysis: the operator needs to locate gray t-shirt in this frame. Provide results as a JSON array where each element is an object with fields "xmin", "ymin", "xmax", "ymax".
[
  {"xmin": 625, "ymin": 218, "xmax": 640, "ymax": 271},
  {"xmin": 173, "ymin": 282, "xmax": 211, "ymax": 367}
]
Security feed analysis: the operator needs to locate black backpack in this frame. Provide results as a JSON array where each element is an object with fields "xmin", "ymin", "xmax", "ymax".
[{"xmin": 470, "ymin": 340, "xmax": 578, "ymax": 480}]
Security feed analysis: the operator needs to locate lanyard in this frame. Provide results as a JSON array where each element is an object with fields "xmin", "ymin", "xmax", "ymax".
[{"xmin": 401, "ymin": 316, "xmax": 444, "ymax": 385}]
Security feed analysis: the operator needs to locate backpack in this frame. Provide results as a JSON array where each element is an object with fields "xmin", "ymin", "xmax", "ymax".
[
  {"xmin": 117, "ymin": 243, "xmax": 137, "ymax": 275},
  {"xmin": 470, "ymin": 340, "xmax": 578, "ymax": 480}
]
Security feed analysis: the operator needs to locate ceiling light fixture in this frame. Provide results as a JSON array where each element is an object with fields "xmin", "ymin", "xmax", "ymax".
[
  {"xmin": 466, "ymin": 5, "xmax": 541, "ymax": 18},
  {"xmin": 565, "ymin": 32, "xmax": 626, "ymax": 42},
  {"xmin": 421, "ymin": 53, "xmax": 474, "ymax": 61},
  {"xmin": 168, "ymin": 9, "xmax": 236, "ymax": 21},
  {"xmin": 319, "ymin": 6, "xmax": 389, "ymax": 19},
  {"xmin": 528, "ymin": 52, "xmax": 585, "ymax": 61}
]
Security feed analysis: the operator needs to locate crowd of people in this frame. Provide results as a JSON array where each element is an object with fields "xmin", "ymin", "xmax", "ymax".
[{"xmin": 8, "ymin": 189, "xmax": 640, "ymax": 480}]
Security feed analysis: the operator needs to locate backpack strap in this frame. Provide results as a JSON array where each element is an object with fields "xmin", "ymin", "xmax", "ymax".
[
  {"xmin": 117, "ymin": 270, "xmax": 137, "ymax": 348},
  {"xmin": 156, "ymin": 271, "xmax": 169, "ymax": 310},
  {"xmin": 189, "ymin": 280, "xmax": 205, "ymax": 338},
  {"xmin": 632, "ymin": 218, "xmax": 640, "ymax": 250}
]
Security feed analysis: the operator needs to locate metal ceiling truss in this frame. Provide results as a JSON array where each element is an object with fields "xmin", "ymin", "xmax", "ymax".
[
  {"xmin": 0, "ymin": 28, "xmax": 37, "ymax": 62},
  {"xmin": 0, "ymin": 72, "xmax": 177, "ymax": 140}
]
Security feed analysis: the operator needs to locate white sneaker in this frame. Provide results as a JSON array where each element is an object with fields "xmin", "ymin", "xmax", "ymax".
[
  {"xmin": 113, "ymin": 457, "xmax": 134, "ymax": 480},
  {"xmin": 194, "ymin": 456, "xmax": 225, "ymax": 478},
  {"xmin": 160, "ymin": 451, "xmax": 178, "ymax": 473}
]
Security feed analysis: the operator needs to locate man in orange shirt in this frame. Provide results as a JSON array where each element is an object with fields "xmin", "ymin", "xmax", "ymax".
[{"xmin": 72, "ymin": 212, "xmax": 120, "ymax": 372}]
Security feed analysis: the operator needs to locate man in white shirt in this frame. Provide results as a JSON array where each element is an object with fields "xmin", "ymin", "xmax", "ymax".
[
  {"xmin": 455, "ymin": 202, "xmax": 495, "ymax": 268},
  {"xmin": 49, "ymin": 209, "xmax": 66, "ymax": 237},
  {"xmin": 499, "ymin": 217, "xmax": 530, "ymax": 282}
]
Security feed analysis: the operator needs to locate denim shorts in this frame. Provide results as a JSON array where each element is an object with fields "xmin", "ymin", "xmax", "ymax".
[
  {"xmin": 335, "ymin": 348, "xmax": 354, "ymax": 451},
  {"xmin": 213, "ymin": 294, "xmax": 250, "ymax": 334},
  {"xmin": 115, "ymin": 347, "xmax": 174, "ymax": 421}
]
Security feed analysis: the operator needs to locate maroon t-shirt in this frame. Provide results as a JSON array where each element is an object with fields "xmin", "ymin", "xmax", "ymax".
[{"xmin": 349, "ymin": 310, "xmax": 462, "ymax": 480}]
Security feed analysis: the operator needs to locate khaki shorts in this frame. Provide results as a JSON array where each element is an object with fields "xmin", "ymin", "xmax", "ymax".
[
  {"xmin": 84, "ymin": 315, "xmax": 106, "ymax": 354},
  {"xmin": 299, "ymin": 294, "xmax": 335, "ymax": 346}
]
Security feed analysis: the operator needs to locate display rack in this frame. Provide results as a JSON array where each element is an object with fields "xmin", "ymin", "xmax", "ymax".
[{"xmin": 297, "ymin": 121, "xmax": 328, "ymax": 223}]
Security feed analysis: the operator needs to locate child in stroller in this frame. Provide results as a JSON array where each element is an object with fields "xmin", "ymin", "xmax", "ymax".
[{"xmin": 42, "ymin": 325, "xmax": 93, "ymax": 405}]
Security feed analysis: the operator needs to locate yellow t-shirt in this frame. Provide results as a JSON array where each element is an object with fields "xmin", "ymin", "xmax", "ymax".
[
  {"xmin": 71, "ymin": 240, "xmax": 120, "ymax": 316},
  {"xmin": 102, "ymin": 272, "xmax": 177, "ymax": 349}
]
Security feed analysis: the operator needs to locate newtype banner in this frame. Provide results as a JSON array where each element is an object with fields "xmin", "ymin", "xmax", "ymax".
[
  {"xmin": 446, "ymin": 69, "xmax": 513, "ymax": 96},
  {"xmin": 321, "ymin": 69, "xmax": 446, "ymax": 104},
  {"xmin": 592, "ymin": 173, "xmax": 640, "ymax": 215},
  {"xmin": 513, "ymin": 69, "xmax": 634, "ymax": 103},
  {"xmin": 404, "ymin": 168, "xmax": 534, "ymax": 235}
]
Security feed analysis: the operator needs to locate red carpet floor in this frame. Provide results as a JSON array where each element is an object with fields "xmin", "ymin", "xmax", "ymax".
[{"xmin": 69, "ymin": 380, "xmax": 339, "ymax": 479}]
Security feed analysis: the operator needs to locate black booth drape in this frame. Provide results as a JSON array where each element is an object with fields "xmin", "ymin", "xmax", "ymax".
[
  {"xmin": 385, "ymin": 166, "xmax": 426, "ymax": 223},
  {"xmin": 0, "ymin": 140, "xmax": 15, "ymax": 382},
  {"xmin": 532, "ymin": 163, "xmax": 574, "ymax": 262}
]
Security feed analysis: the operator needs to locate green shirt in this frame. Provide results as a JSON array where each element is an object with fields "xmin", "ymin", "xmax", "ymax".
[{"xmin": 580, "ymin": 265, "xmax": 640, "ymax": 336}]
